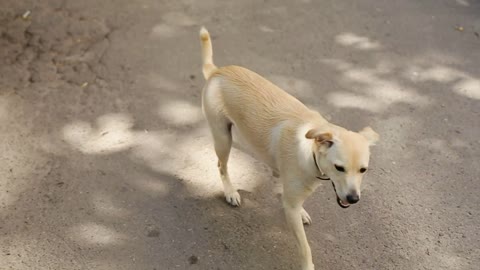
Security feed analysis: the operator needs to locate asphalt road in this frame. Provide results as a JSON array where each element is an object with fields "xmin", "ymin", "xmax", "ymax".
[{"xmin": 1, "ymin": 0, "xmax": 479, "ymax": 269}]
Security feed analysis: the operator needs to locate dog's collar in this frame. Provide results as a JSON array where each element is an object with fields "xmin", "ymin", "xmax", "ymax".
[{"xmin": 313, "ymin": 152, "xmax": 330, "ymax": 181}]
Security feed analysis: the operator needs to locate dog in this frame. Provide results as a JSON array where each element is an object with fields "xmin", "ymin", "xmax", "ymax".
[{"xmin": 198, "ymin": 27, "xmax": 379, "ymax": 270}]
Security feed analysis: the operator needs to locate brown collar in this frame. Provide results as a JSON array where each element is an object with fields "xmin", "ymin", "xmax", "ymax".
[{"xmin": 313, "ymin": 152, "xmax": 330, "ymax": 181}]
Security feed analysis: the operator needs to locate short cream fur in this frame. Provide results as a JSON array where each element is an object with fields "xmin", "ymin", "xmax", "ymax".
[{"xmin": 199, "ymin": 27, "xmax": 379, "ymax": 270}]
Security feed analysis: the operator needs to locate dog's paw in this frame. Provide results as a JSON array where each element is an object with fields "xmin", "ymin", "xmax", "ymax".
[
  {"xmin": 225, "ymin": 191, "xmax": 241, "ymax": 206},
  {"xmin": 301, "ymin": 208, "xmax": 312, "ymax": 225},
  {"xmin": 302, "ymin": 264, "xmax": 315, "ymax": 270}
]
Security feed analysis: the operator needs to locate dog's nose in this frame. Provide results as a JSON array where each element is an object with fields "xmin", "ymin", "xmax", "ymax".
[{"xmin": 346, "ymin": 193, "xmax": 360, "ymax": 204}]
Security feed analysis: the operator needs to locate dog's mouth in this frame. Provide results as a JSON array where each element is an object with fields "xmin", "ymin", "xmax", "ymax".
[{"xmin": 331, "ymin": 182, "xmax": 350, "ymax": 208}]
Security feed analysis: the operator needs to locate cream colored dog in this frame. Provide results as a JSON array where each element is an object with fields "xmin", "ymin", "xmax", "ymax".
[{"xmin": 199, "ymin": 27, "xmax": 379, "ymax": 270}]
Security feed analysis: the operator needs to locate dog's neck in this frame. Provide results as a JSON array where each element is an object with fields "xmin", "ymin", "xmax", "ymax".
[
  {"xmin": 313, "ymin": 151, "xmax": 330, "ymax": 180},
  {"xmin": 296, "ymin": 123, "xmax": 329, "ymax": 179}
]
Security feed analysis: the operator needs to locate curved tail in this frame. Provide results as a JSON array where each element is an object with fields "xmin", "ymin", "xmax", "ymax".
[{"xmin": 199, "ymin": 27, "xmax": 217, "ymax": 79}]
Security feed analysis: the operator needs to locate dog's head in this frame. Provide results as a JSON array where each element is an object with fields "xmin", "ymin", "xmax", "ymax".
[{"xmin": 306, "ymin": 126, "xmax": 379, "ymax": 208}]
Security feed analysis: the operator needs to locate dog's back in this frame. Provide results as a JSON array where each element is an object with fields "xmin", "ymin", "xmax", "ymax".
[{"xmin": 199, "ymin": 28, "xmax": 326, "ymax": 160}]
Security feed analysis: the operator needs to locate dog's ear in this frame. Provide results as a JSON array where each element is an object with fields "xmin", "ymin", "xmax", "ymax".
[
  {"xmin": 305, "ymin": 129, "xmax": 334, "ymax": 148},
  {"xmin": 359, "ymin": 126, "xmax": 379, "ymax": 146}
]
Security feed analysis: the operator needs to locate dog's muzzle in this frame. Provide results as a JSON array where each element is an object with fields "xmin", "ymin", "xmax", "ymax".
[{"xmin": 331, "ymin": 182, "xmax": 350, "ymax": 208}]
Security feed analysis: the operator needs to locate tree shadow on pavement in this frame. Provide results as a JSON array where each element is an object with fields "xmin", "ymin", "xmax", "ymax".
[{"xmin": 1, "ymin": 1, "xmax": 479, "ymax": 270}]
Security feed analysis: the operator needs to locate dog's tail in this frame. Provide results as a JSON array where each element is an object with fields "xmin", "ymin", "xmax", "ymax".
[{"xmin": 199, "ymin": 27, "xmax": 217, "ymax": 79}]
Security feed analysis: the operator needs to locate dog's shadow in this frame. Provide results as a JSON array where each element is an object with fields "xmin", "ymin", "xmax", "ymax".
[{"xmin": 141, "ymin": 166, "xmax": 299, "ymax": 270}]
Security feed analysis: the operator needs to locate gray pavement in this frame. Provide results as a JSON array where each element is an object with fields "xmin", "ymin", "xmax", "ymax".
[{"xmin": 1, "ymin": 0, "xmax": 479, "ymax": 269}]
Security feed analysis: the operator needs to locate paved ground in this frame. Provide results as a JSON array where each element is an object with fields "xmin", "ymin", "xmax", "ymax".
[{"xmin": 1, "ymin": 0, "xmax": 479, "ymax": 269}]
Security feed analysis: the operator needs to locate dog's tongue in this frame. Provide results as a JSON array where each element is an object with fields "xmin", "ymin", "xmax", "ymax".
[
  {"xmin": 337, "ymin": 196, "xmax": 350, "ymax": 208},
  {"xmin": 339, "ymin": 200, "xmax": 350, "ymax": 207},
  {"xmin": 332, "ymin": 182, "xmax": 350, "ymax": 208}
]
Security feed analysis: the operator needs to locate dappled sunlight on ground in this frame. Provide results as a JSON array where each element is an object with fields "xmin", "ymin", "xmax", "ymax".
[
  {"xmin": 150, "ymin": 12, "xmax": 197, "ymax": 39},
  {"xmin": 268, "ymin": 75, "xmax": 314, "ymax": 100},
  {"xmin": 162, "ymin": 12, "xmax": 197, "ymax": 27},
  {"xmin": 405, "ymin": 65, "xmax": 480, "ymax": 100},
  {"xmin": 322, "ymin": 58, "xmax": 430, "ymax": 112},
  {"xmin": 335, "ymin": 32, "xmax": 382, "ymax": 50},
  {"xmin": 61, "ymin": 110, "xmax": 268, "ymax": 198},
  {"xmin": 316, "ymin": 27, "xmax": 479, "ymax": 268},
  {"xmin": 91, "ymin": 192, "xmax": 130, "ymax": 218},
  {"xmin": 157, "ymin": 99, "xmax": 203, "ymax": 125},
  {"xmin": 435, "ymin": 251, "xmax": 472, "ymax": 270},
  {"xmin": 2, "ymin": 1, "xmax": 479, "ymax": 268},
  {"xmin": 131, "ymin": 125, "xmax": 269, "ymax": 196},
  {"xmin": 70, "ymin": 222, "xmax": 127, "ymax": 245},
  {"xmin": 62, "ymin": 113, "xmax": 136, "ymax": 155},
  {"xmin": 322, "ymin": 52, "xmax": 480, "ymax": 114},
  {"xmin": 455, "ymin": 0, "xmax": 470, "ymax": 7},
  {"xmin": 455, "ymin": 79, "xmax": 480, "ymax": 100},
  {"xmin": 141, "ymin": 72, "xmax": 180, "ymax": 92},
  {"xmin": 328, "ymin": 91, "xmax": 384, "ymax": 111},
  {"xmin": 416, "ymin": 138, "xmax": 463, "ymax": 163},
  {"xmin": 151, "ymin": 24, "xmax": 178, "ymax": 39},
  {"xmin": 259, "ymin": 25, "xmax": 275, "ymax": 33},
  {"xmin": 50, "ymin": 22, "xmax": 479, "ymax": 267}
]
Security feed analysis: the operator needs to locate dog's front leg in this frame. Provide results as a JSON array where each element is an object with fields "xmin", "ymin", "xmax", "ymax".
[
  {"xmin": 284, "ymin": 205, "xmax": 314, "ymax": 269},
  {"xmin": 283, "ymin": 181, "xmax": 315, "ymax": 270}
]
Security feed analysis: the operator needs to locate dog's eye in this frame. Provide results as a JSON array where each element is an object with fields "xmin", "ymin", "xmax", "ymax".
[
  {"xmin": 334, "ymin": 165, "xmax": 345, "ymax": 172},
  {"xmin": 359, "ymin": 168, "xmax": 367, "ymax": 173}
]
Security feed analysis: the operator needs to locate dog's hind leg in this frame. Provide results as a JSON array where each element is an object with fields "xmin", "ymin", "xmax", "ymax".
[
  {"xmin": 210, "ymin": 120, "xmax": 241, "ymax": 206},
  {"xmin": 202, "ymin": 77, "xmax": 241, "ymax": 206},
  {"xmin": 202, "ymin": 94, "xmax": 241, "ymax": 206}
]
